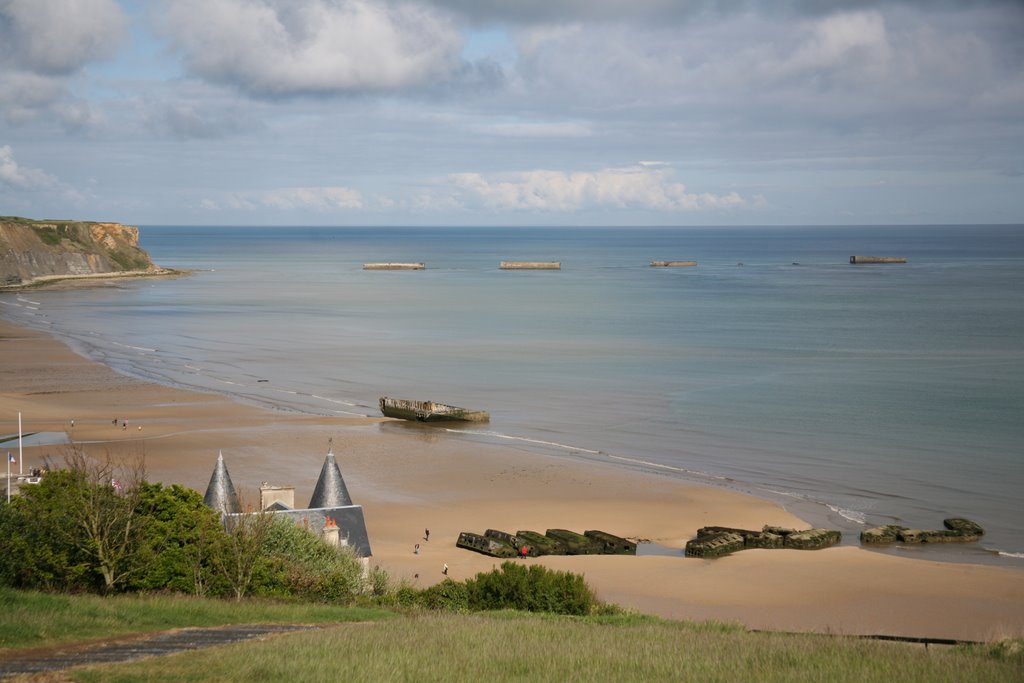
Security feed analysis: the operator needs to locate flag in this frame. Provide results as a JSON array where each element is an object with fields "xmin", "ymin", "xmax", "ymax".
[{"xmin": 7, "ymin": 452, "xmax": 13, "ymax": 464}]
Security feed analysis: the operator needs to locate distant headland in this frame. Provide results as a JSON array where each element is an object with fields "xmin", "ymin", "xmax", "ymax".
[{"xmin": 0, "ymin": 216, "xmax": 182, "ymax": 289}]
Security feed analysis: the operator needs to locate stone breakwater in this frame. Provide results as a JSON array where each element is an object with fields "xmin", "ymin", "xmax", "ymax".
[
  {"xmin": 860, "ymin": 518, "xmax": 984, "ymax": 545},
  {"xmin": 457, "ymin": 528, "xmax": 637, "ymax": 557},
  {"xmin": 685, "ymin": 525, "xmax": 842, "ymax": 558}
]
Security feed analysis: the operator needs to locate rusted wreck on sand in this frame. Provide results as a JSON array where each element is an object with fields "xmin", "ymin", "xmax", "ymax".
[{"xmin": 379, "ymin": 397, "xmax": 490, "ymax": 423}]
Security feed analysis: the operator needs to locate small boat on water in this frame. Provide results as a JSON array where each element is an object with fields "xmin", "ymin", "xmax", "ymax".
[{"xmin": 379, "ymin": 397, "xmax": 490, "ymax": 423}]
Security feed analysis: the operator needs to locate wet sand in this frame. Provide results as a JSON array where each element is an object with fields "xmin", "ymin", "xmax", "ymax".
[{"xmin": 2, "ymin": 319, "xmax": 1022, "ymax": 642}]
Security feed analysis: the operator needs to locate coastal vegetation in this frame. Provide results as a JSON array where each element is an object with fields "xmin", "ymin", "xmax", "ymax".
[
  {"xmin": 0, "ymin": 451, "xmax": 384, "ymax": 602},
  {"xmin": 0, "ymin": 451, "xmax": 605, "ymax": 615},
  {"xmin": 1, "ymin": 590, "xmax": 1021, "ymax": 682},
  {"xmin": 2, "ymin": 453, "xmax": 1021, "ymax": 680}
]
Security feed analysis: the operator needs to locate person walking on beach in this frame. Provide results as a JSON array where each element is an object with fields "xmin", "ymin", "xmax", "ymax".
[
  {"xmin": 414, "ymin": 543, "xmax": 420, "ymax": 555},
  {"xmin": 442, "ymin": 563, "xmax": 448, "ymax": 576},
  {"xmin": 425, "ymin": 528, "xmax": 430, "ymax": 541}
]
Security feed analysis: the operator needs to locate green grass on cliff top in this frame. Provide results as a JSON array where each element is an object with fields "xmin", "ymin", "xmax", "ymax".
[{"xmin": 2, "ymin": 589, "xmax": 1021, "ymax": 682}]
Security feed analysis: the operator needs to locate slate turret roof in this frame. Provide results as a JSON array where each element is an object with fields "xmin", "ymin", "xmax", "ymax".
[
  {"xmin": 308, "ymin": 449, "xmax": 353, "ymax": 508},
  {"xmin": 203, "ymin": 447, "xmax": 371, "ymax": 557},
  {"xmin": 203, "ymin": 451, "xmax": 241, "ymax": 515}
]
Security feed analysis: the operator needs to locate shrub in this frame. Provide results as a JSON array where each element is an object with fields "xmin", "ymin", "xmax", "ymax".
[
  {"xmin": 128, "ymin": 483, "xmax": 226, "ymax": 595},
  {"xmin": 464, "ymin": 562, "xmax": 596, "ymax": 616},
  {"xmin": 252, "ymin": 517, "xmax": 368, "ymax": 604},
  {"xmin": 418, "ymin": 579, "xmax": 469, "ymax": 612}
]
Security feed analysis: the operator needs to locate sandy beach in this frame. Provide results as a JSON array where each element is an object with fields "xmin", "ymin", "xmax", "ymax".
[{"xmin": 2, "ymin": 318, "xmax": 1022, "ymax": 642}]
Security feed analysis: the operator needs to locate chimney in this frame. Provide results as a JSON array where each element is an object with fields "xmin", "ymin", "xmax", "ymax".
[
  {"xmin": 321, "ymin": 516, "xmax": 340, "ymax": 547},
  {"xmin": 259, "ymin": 483, "xmax": 295, "ymax": 510}
]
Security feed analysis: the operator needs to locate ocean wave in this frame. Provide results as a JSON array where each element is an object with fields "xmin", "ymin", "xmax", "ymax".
[
  {"xmin": 111, "ymin": 341, "xmax": 158, "ymax": 353},
  {"xmin": 608, "ymin": 454, "xmax": 728, "ymax": 480},
  {"xmin": 826, "ymin": 504, "xmax": 867, "ymax": 525},
  {"xmin": 996, "ymin": 550, "xmax": 1024, "ymax": 559},
  {"xmin": 763, "ymin": 489, "xmax": 867, "ymax": 525},
  {"xmin": 310, "ymin": 395, "xmax": 361, "ymax": 408}
]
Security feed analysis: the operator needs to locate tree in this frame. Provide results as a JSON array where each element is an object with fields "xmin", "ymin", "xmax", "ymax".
[
  {"xmin": 209, "ymin": 500, "xmax": 276, "ymax": 601},
  {"xmin": 62, "ymin": 447, "xmax": 146, "ymax": 593},
  {"xmin": 0, "ymin": 470, "xmax": 94, "ymax": 591},
  {"xmin": 129, "ymin": 482, "xmax": 226, "ymax": 596}
]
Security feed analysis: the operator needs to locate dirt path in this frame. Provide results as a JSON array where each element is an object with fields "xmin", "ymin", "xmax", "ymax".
[{"xmin": 0, "ymin": 624, "xmax": 328, "ymax": 679}]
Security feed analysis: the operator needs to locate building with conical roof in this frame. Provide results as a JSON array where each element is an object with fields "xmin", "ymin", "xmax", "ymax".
[
  {"xmin": 202, "ymin": 447, "xmax": 371, "ymax": 558},
  {"xmin": 308, "ymin": 449, "xmax": 352, "ymax": 508},
  {"xmin": 203, "ymin": 451, "xmax": 240, "ymax": 515}
]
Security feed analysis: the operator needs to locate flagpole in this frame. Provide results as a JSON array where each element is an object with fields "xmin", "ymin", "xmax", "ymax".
[
  {"xmin": 6, "ymin": 452, "xmax": 10, "ymax": 504},
  {"xmin": 19, "ymin": 412, "xmax": 24, "ymax": 476}
]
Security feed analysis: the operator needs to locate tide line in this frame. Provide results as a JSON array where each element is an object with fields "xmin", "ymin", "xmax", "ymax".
[
  {"xmin": 310, "ymin": 395, "xmax": 361, "ymax": 407},
  {"xmin": 111, "ymin": 341, "xmax": 158, "ymax": 353},
  {"xmin": 442, "ymin": 428, "xmax": 601, "ymax": 454},
  {"xmin": 607, "ymin": 453, "xmax": 728, "ymax": 479}
]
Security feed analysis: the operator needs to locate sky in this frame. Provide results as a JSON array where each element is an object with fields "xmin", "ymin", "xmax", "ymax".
[{"xmin": 1, "ymin": 0, "xmax": 1023, "ymax": 227}]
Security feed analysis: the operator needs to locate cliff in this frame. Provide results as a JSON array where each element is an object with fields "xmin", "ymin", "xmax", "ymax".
[{"xmin": 1, "ymin": 216, "xmax": 163, "ymax": 287}]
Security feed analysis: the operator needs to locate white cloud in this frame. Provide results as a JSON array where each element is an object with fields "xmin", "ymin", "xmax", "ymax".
[
  {"xmin": 476, "ymin": 121, "xmax": 593, "ymax": 138},
  {"xmin": 160, "ymin": 0, "xmax": 464, "ymax": 95},
  {"xmin": 0, "ymin": 71, "xmax": 67, "ymax": 124},
  {"xmin": 783, "ymin": 11, "xmax": 890, "ymax": 75},
  {"xmin": 0, "ymin": 0, "xmax": 127, "ymax": 123},
  {"xmin": 449, "ymin": 164, "xmax": 747, "ymax": 212},
  {"xmin": 210, "ymin": 186, "xmax": 365, "ymax": 211},
  {"xmin": 0, "ymin": 0, "xmax": 127, "ymax": 75},
  {"xmin": 0, "ymin": 145, "xmax": 60, "ymax": 191}
]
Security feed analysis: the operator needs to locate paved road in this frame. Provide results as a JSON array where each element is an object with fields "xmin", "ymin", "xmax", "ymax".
[{"xmin": 0, "ymin": 624, "xmax": 327, "ymax": 678}]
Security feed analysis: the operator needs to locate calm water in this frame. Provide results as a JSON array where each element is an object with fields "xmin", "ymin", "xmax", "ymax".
[{"xmin": 4, "ymin": 225, "xmax": 1023, "ymax": 563}]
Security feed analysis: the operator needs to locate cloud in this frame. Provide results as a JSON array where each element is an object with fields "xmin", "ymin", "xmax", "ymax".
[
  {"xmin": 448, "ymin": 164, "xmax": 747, "ymax": 212},
  {"xmin": 0, "ymin": 145, "xmax": 60, "ymax": 190},
  {"xmin": 0, "ymin": 0, "xmax": 127, "ymax": 75},
  {"xmin": 0, "ymin": 0, "xmax": 127, "ymax": 123},
  {"xmin": 159, "ymin": 0, "xmax": 464, "ymax": 96},
  {"xmin": 428, "ymin": 0, "xmax": 1023, "ymax": 26},
  {"xmin": 209, "ymin": 186, "xmax": 365, "ymax": 211},
  {"xmin": 137, "ymin": 97, "xmax": 261, "ymax": 140},
  {"xmin": 786, "ymin": 10, "xmax": 890, "ymax": 72},
  {"xmin": 475, "ymin": 121, "xmax": 593, "ymax": 138},
  {"xmin": 504, "ymin": 6, "xmax": 1024, "ymax": 134}
]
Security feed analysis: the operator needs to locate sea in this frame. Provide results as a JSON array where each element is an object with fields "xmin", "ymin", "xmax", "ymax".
[{"xmin": 3, "ymin": 225, "xmax": 1023, "ymax": 565}]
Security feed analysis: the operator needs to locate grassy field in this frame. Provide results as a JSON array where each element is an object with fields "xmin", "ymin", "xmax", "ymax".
[
  {"xmin": 0, "ymin": 588, "xmax": 392, "ymax": 650},
  {"xmin": 2, "ymin": 590, "xmax": 1021, "ymax": 682}
]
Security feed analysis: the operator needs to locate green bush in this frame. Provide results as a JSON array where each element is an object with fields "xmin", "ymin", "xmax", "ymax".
[
  {"xmin": 418, "ymin": 578, "xmax": 469, "ymax": 612},
  {"xmin": 0, "ymin": 470, "xmax": 99, "ymax": 592},
  {"xmin": 464, "ymin": 562, "xmax": 596, "ymax": 615},
  {"xmin": 379, "ymin": 581, "xmax": 420, "ymax": 608},
  {"xmin": 107, "ymin": 248, "xmax": 149, "ymax": 271},
  {"xmin": 252, "ymin": 517, "xmax": 368, "ymax": 604},
  {"xmin": 127, "ymin": 483, "xmax": 226, "ymax": 595}
]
